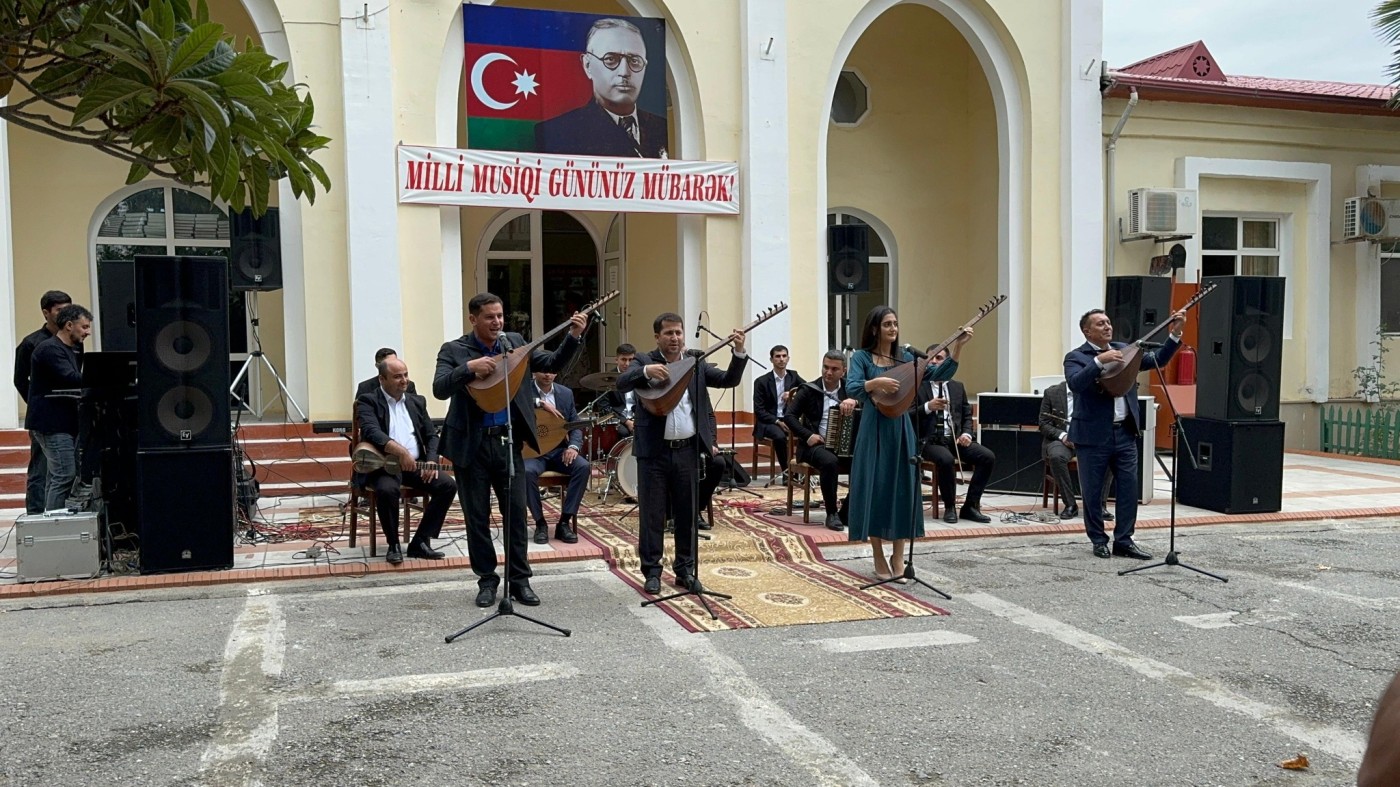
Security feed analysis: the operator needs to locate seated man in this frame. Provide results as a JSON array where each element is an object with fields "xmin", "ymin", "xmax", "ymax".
[
  {"xmin": 752, "ymin": 344, "xmax": 803, "ymax": 479},
  {"xmin": 603, "ymin": 343, "xmax": 637, "ymax": 439},
  {"xmin": 357, "ymin": 347, "xmax": 417, "ymax": 397},
  {"xmin": 915, "ymin": 346, "xmax": 995, "ymax": 524},
  {"xmin": 1039, "ymin": 380, "xmax": 1111, "ymax": 520},
  {"xmin": 354, "ymin": 357, "xmax": 456, "ymax": 564},
  {"xmin": 524, "ymin": 371, "xmax": 591, "ymax": 544},
  {"xmin": 784, "ymin": 350, "xmax": 858, "ymax": 531}
]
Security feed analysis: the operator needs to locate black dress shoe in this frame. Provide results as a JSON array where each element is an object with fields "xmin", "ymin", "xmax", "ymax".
[
  {"xmin": 943, "ymin": 509, "xmax": 959, "ymax": 524},
  {"xmin": 673, "ymin": 570, "xmax": 697, "ymax": 590},
  {"xmin": 1102, "ymin": 510, "xmax": 1115, "ymax": 521},
  {"xmin": 475, "ymin": 584, "xmax": 498, "ymax": 607},
  {"xmin": 510, "ymin": 584, "xmax": 541, "ymax": 606},
  {"xmin": 697, "ymin": 515, "xmax": 712, "ymax": 531},
  {"xmin": 555, "ymin": 518, "xmax": 579, "ymax": 544},
  {"xmin": 825, "ymin": 514, "xmax": 845, "ymax": 531},
  {"xmin": 1092, "ymin": 544, "xmax": 1111, "ymax": 559},
  {"xmin": 1112, "ymin": 542, "xmax": 1152, "ymax": 560},
  {"xmin": 386, "ymin": 544, "xmax": 404, "ymax": 565},
  {"xmin": 406, "ymin": 542, "xmax": 444, "ymax": 560},
  {"xmin": 643, "ymin": 575, "xmax": 661, "ymax": 594},
  {"xmin": 960, "ymin": 506, "xmax": 991, "ymax": 524},
  {"xmin": 533, "ymin": 523, "xmax": 548, "ymax": 544},
  {"xmin": 1058, "ymin": 505, "xmax": 1079, "ymax": 519}
]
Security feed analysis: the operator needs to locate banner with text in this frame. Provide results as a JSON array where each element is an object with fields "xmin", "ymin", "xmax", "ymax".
[{"xmin": 398, "ymin": 145, "xmax": 740, "ymax": 215}]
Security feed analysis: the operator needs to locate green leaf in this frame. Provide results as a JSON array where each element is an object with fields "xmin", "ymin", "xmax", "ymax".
[
  {"xmin": 73, "ymin": 76, "xmax": 153, "ymax": 125},
  {"xmin": 90, "ymin": 39, "xmax": 155, "ymax": 76},
  {"xmin": 168, "ymin": 22, "xmax": 223, "ymax": 77},
  {"xmin": 142, "ymin": 0, "xmax": 176, "ymax": 41},
  {"xmin": 134, "ymin": 20, "xmax": 169, "ymax": 81},
  {"xmin": 125, "ymin": 161, "xmax": 150, "ymax": 185},
  {"xmin": 248, "ymin": 159, "xmax": 270, "ymax": 216}
]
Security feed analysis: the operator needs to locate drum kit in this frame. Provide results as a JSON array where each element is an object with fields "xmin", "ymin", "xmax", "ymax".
[{"xmin": 577, "ymin": 370, "xmax": 637, "ymax": 502}]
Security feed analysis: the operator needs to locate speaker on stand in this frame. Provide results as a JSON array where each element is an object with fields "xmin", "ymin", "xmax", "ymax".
[
  {"xmin": 1106, "ymin": 275, "xmax": 1172, "ymax": 344},
  {"xmin": 1195, "ymin": 275, "xmax": 1285, "ymax": 421},
  {"xmin": 828, "ymin": 224, "xmax": 870, "ymax": 351},
  {"xmin": 227, "ymin": 207, "xmax": 307, "ymax": 421},
  {"xmin": 96, "ymin": 259, "xmax": 138, "ymax": 352}
]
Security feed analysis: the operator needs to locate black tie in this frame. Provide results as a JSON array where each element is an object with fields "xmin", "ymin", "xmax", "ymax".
[{"xmin": 619, "ymin": 115, "xmax": 638, "ymax": 143}]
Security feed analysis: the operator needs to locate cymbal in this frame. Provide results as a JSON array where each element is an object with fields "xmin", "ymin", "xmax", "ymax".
[{"xmin": 580, "ymin": 371, "xmax": 621, "ymax": 390}]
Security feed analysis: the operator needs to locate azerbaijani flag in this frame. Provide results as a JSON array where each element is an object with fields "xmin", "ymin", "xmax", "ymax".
[{"xmin": 463, "ymin": 5, "xmax": 668, "ymax": 153}]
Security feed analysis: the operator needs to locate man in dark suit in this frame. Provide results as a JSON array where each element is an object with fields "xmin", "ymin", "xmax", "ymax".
[
  {"xmin": 524, "ymin": 371, "xmax": 590, "ymax": 545},
  {"xmin": 434, "ymin": 293, "xmax": 587, "ymax": 608},
  {"xmin": 616, "ymin": 312, "xmax": 747, "ymax": 595},
  {"xmin": 753, "ymin": 344, "xmax": 803, "ymax": 480},
  {"xmin": 1038, "ymin": 380, "xmax": 1111, "ymax": 520},
  {"xmin": 784, "ymin": 351, "xmax": 858, "ymax": 531},
  {"xmin": 355, "ymin": 357, "xmax": 456, "ymax": 565},
  {"xmin": 916, "ymin": 347, "xmax": 995, "ymax": 524},
  {"xmin": 533, "ymin": 18, "xmax": 668, "ymax": 158},
  {"xmin": 356, "ymin": 347, "xmax": 417, "ymax": 398},
  {"xmin": 603, "ymin": 343, "xmax": 638, "ymax": 439},
  {"xmin": 13, "ymin": 290, "xmax": 70, "ymax": 514},
  {"xmin": 1064, "ymin": 307, "xmax": 1185, "ymax": 560}
]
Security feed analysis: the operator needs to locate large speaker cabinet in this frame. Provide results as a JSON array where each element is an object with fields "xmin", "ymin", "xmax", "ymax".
[
  {"xmin": 827, "ymin": 224, "xmax": 870, "ymax": 295},
  {"xmin": 1195, "ymin": 276, "xmax": 1286, "ymax": 421},
  {"xmin": 1106, "ymin": 276, "xmax": 1173, "ymax": 345},
  {"xmin": 137, "ymin": 448, "xmax": 235, "ymax": 573},
  {"xmin": 1175, "ymin": 417, "xmax": 1284, "ymax": 514}
]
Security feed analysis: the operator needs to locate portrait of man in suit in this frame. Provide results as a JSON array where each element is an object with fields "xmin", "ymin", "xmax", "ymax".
[{"xmin": 533, "ymin": 18, "xmax": 669, "ymax": 158}]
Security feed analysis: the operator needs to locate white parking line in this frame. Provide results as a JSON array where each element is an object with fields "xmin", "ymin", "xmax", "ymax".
[
  {"xmin": 811, "ymin": 631, "xmax": 978, "ymax": 652},
  {"xmin": 326, "ymin": 663, "xmax": 579, "ymax": 698},
  {"xmin": 962, "ymin": 592, "xmax": 1367, "ymax": 764},
  {"xmin": 1173, "ymin": 612, "xmax": 1239, "ymax": 629},
  {"xmin": 198, "ymin": 594, "xmax": 286, "ymax": 787}
]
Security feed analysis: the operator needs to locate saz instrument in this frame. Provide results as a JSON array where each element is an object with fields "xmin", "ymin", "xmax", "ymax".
[
  {"xmin": 1096, "ymin": 282, "xmax": 1216, "ymax": 397},
  {"xmin": 466, "ymin": 290, "xmax": 621, "ymax": 413},
  {"xmin": 352, "ymin": 442, "xmax": 454, "ymax": 476},
  {"xmin": 521, "ymin": 408, "xmax": 592, "ymax": 459},
  {"xmin": 633, "ymin": 303, "xmax": 789, "ymax": 417},
  {"xmin": 869, "ymin": 295, "xmax": 1006, "ymax": 419}
]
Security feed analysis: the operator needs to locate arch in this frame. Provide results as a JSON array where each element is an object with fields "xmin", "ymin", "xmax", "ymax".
[
  {"xmin": 435, "ymin": 0, "xmax": 706, "ymax": 334},
  {"xmin": 474, "ymin": 207, "xmax": 608, "ymax": 283},
  {"xmin": 818, "ymin": 0, "xmax": 1027, "ymax": 390}
]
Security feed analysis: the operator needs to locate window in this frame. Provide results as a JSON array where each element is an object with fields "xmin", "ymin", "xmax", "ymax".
[
  {"xmin": 830, "ymin": 70, "xmax": 869, "ymax": 125},
  {"xmin": 1201, "ymin": 216, "xmax": 1280, "ymax": 278},
  {"xmin": 1380, "ymin": 243, "xmax": 1400, "ymax": 334}
]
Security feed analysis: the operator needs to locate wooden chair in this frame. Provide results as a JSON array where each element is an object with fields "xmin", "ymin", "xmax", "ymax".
[
  {"xmin": 750, "ymin": 427, "xmax": 779, "ymax": 483},
  {"xmin": 1041, "ymin": 455, "xmax": 1078, "ymax": 510},
  {"xmin": 785, "ymin": 432, "xmax": 815, "ymax": 523},
  {"xmin": 345, "ymin": 412, "xmax": 431, "ymax": 557}
]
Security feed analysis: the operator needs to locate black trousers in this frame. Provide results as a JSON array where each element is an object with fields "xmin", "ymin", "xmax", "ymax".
[
  {"xmin": 1044, "ymin": 440, "xmax": 1110, "ymax": 511},
  {"xmin": 798, "ymin": 443, "xmax": 849, "ymax": 516},
  {"xmin": 637, "ymin": 439, "xmax": 700, "ymax": 577},
  {"xmin": 755, "ymin": 422, "xmax": 789, "ymax": 469},
  {"xmin": 524, "ymin": 450, "xmax": 591, "ymax": 523},
  {"xmin": 458, "ymin": 435, "xmax": 531, "ymax": 588},
  {"xmin": 920, "ymin": 436, "xmax": 996, "ymax": 510},
  {"xmin": 369, "ymin": 468, "xmax": 456, "ymax": 546}
]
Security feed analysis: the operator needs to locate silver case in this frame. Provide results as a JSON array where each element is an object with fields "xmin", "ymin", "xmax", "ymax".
[{"xmin": 16, "ymin": 512, "xmax": 100, "ymax": 583}]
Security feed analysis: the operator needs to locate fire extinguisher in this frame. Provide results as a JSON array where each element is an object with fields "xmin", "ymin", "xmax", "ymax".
[{"xmin": 1176, "ymin": 344, "xmax": 1197, "ymax": 385}]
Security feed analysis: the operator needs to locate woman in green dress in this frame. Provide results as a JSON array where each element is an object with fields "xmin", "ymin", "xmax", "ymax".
[{"xmin": 846, "ymin": 306, "xmax": 969, "ymax": 579}]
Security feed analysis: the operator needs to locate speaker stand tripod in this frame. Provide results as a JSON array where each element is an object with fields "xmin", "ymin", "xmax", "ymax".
[{"xmin": 230, "ymin": 291, "xmax": 308, "ymax": 422}]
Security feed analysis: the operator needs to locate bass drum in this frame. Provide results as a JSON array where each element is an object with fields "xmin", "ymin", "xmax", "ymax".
[{"xmin": 607, "ymin": 437, "xmax": 639, "ymax": 498}]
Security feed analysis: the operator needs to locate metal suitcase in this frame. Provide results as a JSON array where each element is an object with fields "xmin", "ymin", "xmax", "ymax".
[{"xmin": 16, "ymin": 512, "xmax": 101, "ymax": 583}]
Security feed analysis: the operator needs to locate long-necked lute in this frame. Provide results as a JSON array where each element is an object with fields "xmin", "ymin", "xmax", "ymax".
[
  {"xmin": 869, "ymin": 295, "xmax": 1006, "ymax": 418},
  {"xmin": 353, "ymin": 442, "xmax": 454, "ymax": 476},
  {"xmin": 520, "ymin": 408, "xmax": 592, "ymax": 459},
  {"xmin": 634, "ymin": 303, "xmax": 788, "ymax": 417},
  {"xmin": 1097, "ymin": 282, "xmax": 1215, "ymax": 397},
  {"xmin": 466, "ymin": 290, "xmax": 620, "ymax": 413}
]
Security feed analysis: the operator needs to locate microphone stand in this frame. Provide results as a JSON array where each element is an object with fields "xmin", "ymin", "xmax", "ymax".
[
  {"xmin": 447, "ymin": 331, "xmax": 576, "ymax": 642},
  {"xmin": 1117, "ymin": 358, "xmax": 1226, "ymax": 582},
  {"xmin": 698, "ymin": 323, "xmax": 766, "ymax": 497},
  {"xmin": 861, "ymin": 452, "xmax": 950, "ymax": 598}
]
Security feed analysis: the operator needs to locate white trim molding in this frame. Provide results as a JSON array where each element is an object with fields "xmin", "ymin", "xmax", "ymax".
[
  {"xmin": 819, "ymin": 0, "xmax": 1027, "ymax": 391},
  {"xmin": 1062, "ymin": 0, "xmax": 1104, "ymax": 356},
  {"xmin": 0, "ymin": 97, "xmax": 17, "ymax": 427},
  {"xmin": 1353, "ymin": 164, "xmax": 1400, "ymax": 398},
  {"xmin": 1176, "ymin": 156, "xmax": 1331, "ymax": 403}
]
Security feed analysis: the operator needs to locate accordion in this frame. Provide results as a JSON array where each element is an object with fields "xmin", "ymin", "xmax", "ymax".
[{"xmin": 826, "ymin": 405, "xmax": 858, "ymax": 458}]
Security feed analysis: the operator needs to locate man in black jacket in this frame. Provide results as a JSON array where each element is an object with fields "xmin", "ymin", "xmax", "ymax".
[
  {"xmin": 616, "ymin": 312, "xmax": 746, "ymax": 595},
  {"xmin": 784, "ymin": 351, "xmax": 858, "ymax": 531},
  {"xmin": 752, "ymin": 345, "xmax": 803, "ymax": 480},
  {"xmin": 355, "ymin": 357, "xmax": 456, "ymax": 565},
  {"xmin": 356, "ymin": 347, "xmax": 417, "ymax": 398},
  {"xmin": 434, "ymin": 293, "xmax": 586, "ymax": 608},
  {"xmin": 12, "ymin": 290, "xmax": 70, "ymax": 514},
  {"xmin": 1038, "ymin": 380, "xmax": 1110, "ymax": 520},
  {"xmin": 26, "ymin": 304, "xmax": 90, "ymax": 512},
  {"xmin": 915, "ymin": 347, "xmax": 995, "ymax": 524}
]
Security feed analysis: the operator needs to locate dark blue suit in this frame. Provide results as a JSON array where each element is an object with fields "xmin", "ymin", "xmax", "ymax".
[
  {"xmin": 524, "ymin": 382, "xmax": 591, "ymax": 526},
  {"xmin": 1063, "ymin": 338, "xmax": 1179, "ymax": 547}
]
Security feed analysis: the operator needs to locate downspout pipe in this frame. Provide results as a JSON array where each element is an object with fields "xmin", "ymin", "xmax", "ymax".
[{"xmin": 1104, "ymin": 86, "xmax": 1138, "ymax": 276}]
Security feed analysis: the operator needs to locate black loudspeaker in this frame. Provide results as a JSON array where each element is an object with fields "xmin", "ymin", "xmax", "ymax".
[
  {"xmin": 97, "ymin": 259, "xmax": 138, "ymax": 352},
  {"xmin": 1175, "ymin": 417, "xmax": 1284, "ymax": 514},
  {"xmin": 135, "ymin": 256, "xmax": 231, "ymax": 450},
  {"xmin": 137, "ymin": 448, "xmax": 235, "ymax": 573},
  {"xmin": 1105, "ymin": 276, "xmax": 1172, "ymax": 344},
  {"xmin": 229, "ymin": 207, "xmax": 282, "ymax": 291},
  {"xmin": 827, "ymin": 224, "xmax": 870, "ymax": 294},
  {"xmin": 1195, "ymin": 276, "xmax": 1285, "ymax": 421}
]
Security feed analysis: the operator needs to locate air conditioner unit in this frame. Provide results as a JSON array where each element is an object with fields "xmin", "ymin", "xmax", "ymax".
[
  {"xmin": 1125, "ymin": 188, "xmax": 1199, "ymax": 238},
  {"xmin": 1342, "ymin": 196, "xmax": 1400, "ymax": 241}
]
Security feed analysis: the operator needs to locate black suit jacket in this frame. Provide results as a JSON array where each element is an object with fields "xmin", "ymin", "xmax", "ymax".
[
  {"xmin": 753, "ymin": 369, "xmax": 804, "ymax": 437},
  {"xmin": 1039, "ymin": 382, "xmax": 1070, "ymax": 444},
  {"xmin": 784, "ymin": 379, "xmax": 853, "ymax": 456},
  {"xmin": 432, "ymin": 331, "xmax": 582, "ymax": 468},
  {"xmin": 615, "ymin": 349, "xmax": 746, "ymax": 460},
  {"xmin": 534, "ymin": 101, "xmax": 668, "ymax": 158},
  {"xmin": 915, "ymin": 378, "xmax": 973, "ymax": 445},
  {"xmin": 357, "ymin": 377, "xmax": 417, "ymax": 399},
  {"xmin": 354, "ymin": 388, "xmax": 440, "ymax": 482},
  {"xmin": 1063, "ymin": 339, "xmax": 1178, "ymax": 447}
]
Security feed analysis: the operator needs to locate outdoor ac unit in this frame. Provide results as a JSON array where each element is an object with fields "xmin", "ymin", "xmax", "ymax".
[
  {"xmin": 1125, "ymin": 188, "xmax": 1199, "ymax": 237},
  {"xmin": 1342, "ymin": 196, "xmax": 1400, "ymax": 241}
]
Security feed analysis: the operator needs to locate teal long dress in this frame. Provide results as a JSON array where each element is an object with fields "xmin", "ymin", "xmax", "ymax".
[{"xmin": 845, "ymin": 349, "xmax": 958, "ymax": 541}]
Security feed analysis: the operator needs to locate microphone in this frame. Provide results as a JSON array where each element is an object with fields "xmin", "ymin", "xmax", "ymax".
[
  {"xmin": 694, "ymin": 310, "xmax": 708, "ymax": 339},
  {"xmin": 901, "ymin": 343, "xmax": 929, "ymax": 360},
  {"xmin": 1137, "ymin": 340, "xmax": 1165, "ymax": 349},
  {"xmin": 590, "ymin": 308, "xmax": 607, "ymax": 326},
  {"xmin": 686, "ymin": 348, "xmax": 706, "ymax": 358}
]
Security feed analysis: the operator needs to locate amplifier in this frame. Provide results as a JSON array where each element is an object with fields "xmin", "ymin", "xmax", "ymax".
[{"xmin": 16, "ymin": 512, "xmax": 102, "ymax": 582}]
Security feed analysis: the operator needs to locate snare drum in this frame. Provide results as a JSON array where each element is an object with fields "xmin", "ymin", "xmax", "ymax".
[
  {"xmin": 607, "ymin": 437, "xmax": 639, "ymax": 498},
  {"xmin": 586, "ymin": 420, "xmax": 622, "ymax": 460}
]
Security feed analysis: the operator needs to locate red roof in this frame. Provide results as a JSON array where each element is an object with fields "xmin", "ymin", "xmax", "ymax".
[{"xmin": 1120, "ymin": 41, "xmax": 1227, "ymax": 82}]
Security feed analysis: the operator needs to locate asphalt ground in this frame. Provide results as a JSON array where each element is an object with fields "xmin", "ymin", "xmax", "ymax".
[{"xmin": 1, "ymin": 516, "xmax": 1396, "ymax": 787}]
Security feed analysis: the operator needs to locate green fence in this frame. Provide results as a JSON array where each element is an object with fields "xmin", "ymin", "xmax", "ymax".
[{"xmin": 1321, "ymin": 405, "xmax": 1400, "ymax": 459}]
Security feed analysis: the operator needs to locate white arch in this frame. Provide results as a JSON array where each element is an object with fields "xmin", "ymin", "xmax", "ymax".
[
  {"xmin": 435, "ymin": 0, "xmax": 705, "ymax": 335},
  {"xmin": 817, "ymin": 0, "xmax": 1026, "ymax": 390},
  {"xmin": 474, "ymin": 207, "xmax": 607, "ymax": 281}
]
